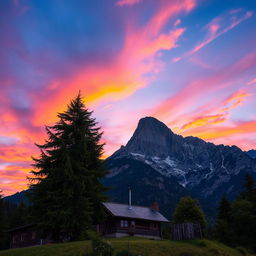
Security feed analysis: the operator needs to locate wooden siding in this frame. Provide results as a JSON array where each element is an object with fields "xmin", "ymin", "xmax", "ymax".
[{"xmin": 99, "ymin": 217, "xmax": 162, "ymax": 238}]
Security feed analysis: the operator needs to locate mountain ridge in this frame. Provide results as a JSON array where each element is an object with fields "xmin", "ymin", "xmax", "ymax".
[{"xmin": 104, "ymin": 116, "xmax": 256, "ymax": 217}]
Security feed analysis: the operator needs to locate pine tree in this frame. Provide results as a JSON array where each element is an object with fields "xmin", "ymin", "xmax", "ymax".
[
  {"xmin": 214, "ymin": 196, "xmax": 232, "ymax": 245},
  {"xmin": 0, "ymin": 191, "xmax": 5, "ymax": 249},
  {"xmin": 9, "ymin": 202, "xmax": 30, "ymax": 229},
  {"xmin": 173, "ymin": 196, "xmax": 207, "ymax": 229},
  {"xmin": 29, "ymin": 93, "xmax": 108, "ymax": 241},
  {"xmin": 231, "ymin": 174, "xmax": 256, "ymax": 251},
  {"xmin": 217, "ymin": 195, "xmax": 232, "ymax": 222},
  {"xmin": 240, "ymin": 174, "xmax": 256, "ymax": 204}
]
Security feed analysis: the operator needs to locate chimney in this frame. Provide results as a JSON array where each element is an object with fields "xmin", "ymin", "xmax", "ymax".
[
  {"xmin": 150, "ymin": 202, "xmax": 159, "ymax": 212},
  {"xmin": 128, "ymin": 187, "xmax": 132, "ymax": 209}
]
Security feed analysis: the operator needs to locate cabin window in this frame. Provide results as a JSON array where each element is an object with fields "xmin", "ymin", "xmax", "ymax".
[
  {"xmin": 120, "ymin": 220, "xmax": 128, "ymax": 227},
  {"xmin": 131, "ymin": 220, "xmax": 135, "ymax": 227},
  {"xmin": 20, "ymin": 234, "xmax": 24, "ymax": 241},
  {"xmin": 150, "ymin": 223, "xmax": 158, "ymax": 229}
]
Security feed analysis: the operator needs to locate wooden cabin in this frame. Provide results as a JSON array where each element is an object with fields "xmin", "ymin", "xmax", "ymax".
[
  {"xmin": 97, "ymin": 202, "xmax": 169, "ymax": 239},
  {"xmin": 7, "ymin": 224, "xmax": 46, "ymax": 249}
]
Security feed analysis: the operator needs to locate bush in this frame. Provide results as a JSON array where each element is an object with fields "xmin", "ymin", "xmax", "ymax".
[
  {"xmin": 236, "ymin": 247, "xmax": 248, "ymax": 255},
  {"xmin": 92, "ymin": 238, "xmax": 113, "ymax": 256},
  {"xmin": 162, "ymin": 225, "xmax": 171, "ymax": 239},
  {"xmin": 85, "ymin": 230, "xmax": 113, "ymax": 256},
  {"xmin": 196, "ymin": 240, "xmax": 207, "ymax": 247},
  {"xmin": 207, "ymin": 248, "xmax": 221, "ymax": 255}
]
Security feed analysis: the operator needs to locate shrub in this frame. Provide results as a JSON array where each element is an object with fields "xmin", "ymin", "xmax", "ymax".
[
  {"xmin": 196, "ymin": 240, "xmax": 207, "ymax": 247},
  {"xmin": 162, "ymin": 225, "xmax": 171, "ymax": 239},
  {"xmin": 207, "ymin": 248, "xmax": 221, "ymax": 255},
  {"xmin": 85, "ymin": 230, "xmax": 113, "ymax": 256},
  {"xmin": 92, "ymin": 238, "xmax": 113, "ymax": 256},
  {"xmin": 236, "ymin": 247, "xmax": 248, "ymax": 255}
]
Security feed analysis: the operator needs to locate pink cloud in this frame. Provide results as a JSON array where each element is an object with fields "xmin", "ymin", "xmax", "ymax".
[
  {"xmin": 31, "ymin": 1, "xmax": 195, "ymax": 126},
  {"xmin": 173, "ymin": 9, "xmax": 253, "ymax": 62},
  {"xmin": 177, "ymin": 89, "xmax": 251, "ymax": 132},
  {"xmin": 116, "ymin": 0, "xmax": 142, "ymax": 7},
  {"xmin": 174, "ymin": 19, "xmax": 181, "ymax": 27},
  {"xmin": 154, "ymin": 52, "xmax": 256, "ymax": 121},
  {"xmin": 248, "ymin": 78, "xmax": 256, "ymax": 85}
]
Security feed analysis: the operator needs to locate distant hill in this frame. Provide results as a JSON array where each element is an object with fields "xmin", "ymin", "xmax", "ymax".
[{"xmin": 4, "ymin": 190, "xmax": 29, "ymax": 205}]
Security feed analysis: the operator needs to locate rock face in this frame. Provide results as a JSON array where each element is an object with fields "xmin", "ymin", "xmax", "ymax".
[
  {"xmin": 104, "ymin": 116, "xmax": 256, "ymax": 217},
  {"xmin": 247, "ymin": 150, "xmax": 256, "ymax": 159}
]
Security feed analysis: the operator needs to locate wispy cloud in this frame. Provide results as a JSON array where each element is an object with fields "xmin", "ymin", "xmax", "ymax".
[
  {"xmin": 179, "ymin": 90, "xmax": 251, "ymax": 132},
  {"xmin": 173, "ymin": 9, "xmax": 253, "ymax": 62},
  {"xmin": 116, "ymin": 0, "xmax": 142, "ymax": 7},
  {"xmin": 154, "ymin": 52, "xmax": 256, "ymax": 121},
  {"xmin": 248, "ymin": 78, "xmax": 256, "ymax": 85}
]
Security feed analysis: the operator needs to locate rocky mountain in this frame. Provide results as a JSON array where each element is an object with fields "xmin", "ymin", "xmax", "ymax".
[
  {"xmin": 247, "ymin": 149, "xmax": 256, "ymax": 159},
  {"xmin": 103, "ymin": 116, "xmax": 256, "ymax": 218}
]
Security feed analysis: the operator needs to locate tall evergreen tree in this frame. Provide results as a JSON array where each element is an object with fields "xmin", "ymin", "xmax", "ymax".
[
  {"xmin": 217, "ymin": 195, "xmax": 232, "ymax": 222},
  {"xmin": 214, "ymin": 195, "xmax": 232, "ymax": 245},
  {"xmin": 240, "ymin": 174, "xmax": 256, "ymax": 205},
  {"xmin": 0, "ymin": 191, "xmax": 5, "ymax": 249},
  {"xmin": 173, "ymin": 196, "xmax": 207, "ymax": 229},
  {"xmin": 214, "ymin": 175, "xmax": 256, "ymax": 251},
  {"xmin": 29, "ymin": 93, "xmax": 108, "ymax": 241},
  {"xmin": 232, "ymin": 174, "xmax": 256, "ymax": 250},
  {"xmin": 9, "ymin": 202, "xmax": 30, "ymax": 229}
]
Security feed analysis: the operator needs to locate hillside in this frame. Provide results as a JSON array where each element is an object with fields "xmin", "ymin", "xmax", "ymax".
[{"xmin": 0, "ymin": 238, "xmax": 254, "ymax": 256}]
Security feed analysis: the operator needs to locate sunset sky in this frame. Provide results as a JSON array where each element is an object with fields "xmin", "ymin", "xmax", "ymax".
[{"xmin": 0, "ymin": 0, "xmax": 256, "ymax": 196}]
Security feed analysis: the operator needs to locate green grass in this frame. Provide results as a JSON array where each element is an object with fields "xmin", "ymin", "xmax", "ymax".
[{"xmin": 0, "ymin": 237, "xmax": 254, "ymax": 256}]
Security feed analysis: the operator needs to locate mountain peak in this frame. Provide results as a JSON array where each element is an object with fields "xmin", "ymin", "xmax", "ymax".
[
  {"xmin": 124, "ymin": 116, "xmax": 176, "ymax": 157},
  {"xmin": 137, "ymin": 116, "xmax": 173, "ymax": 133}
]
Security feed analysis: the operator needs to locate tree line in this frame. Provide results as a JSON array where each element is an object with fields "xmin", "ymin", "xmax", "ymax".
[{"xmin": 171, "ymin": 174, "xmax": 256, "ymax": 252}]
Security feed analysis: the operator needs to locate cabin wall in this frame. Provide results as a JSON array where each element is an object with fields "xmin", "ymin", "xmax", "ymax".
[
  {"xmin": 99, "ymin": 217, "xmax": 162, "ymax": 239},
  {"xmin": 10, "ymin": 228, "xmax": 41, "ymax": 248}
]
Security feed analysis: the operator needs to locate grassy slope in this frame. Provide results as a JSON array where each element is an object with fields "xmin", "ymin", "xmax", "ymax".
[{"xmin": 0, "ymin": 238, "xmax": 253, "ymax": 256}]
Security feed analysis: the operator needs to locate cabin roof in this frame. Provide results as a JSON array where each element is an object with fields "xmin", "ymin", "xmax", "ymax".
[
  {"xmin": 103, "ymin": 202, "xmax": 169, "ymax": 222},
  {"xmin": 6, "ymin": 224, "xmax": 34, "ymax": 233}
]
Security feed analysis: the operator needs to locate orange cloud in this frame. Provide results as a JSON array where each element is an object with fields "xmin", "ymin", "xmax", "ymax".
[
  {"xmin": 181, "ymin": 120, "xmax": 256, "ymax": 140},
  {"xmin": 180, "ymin": 114, "xmax": 226, "ymax": 131},
  {"xmin": 32, "ymin": 1, "xmax": 195, "ymax": 126},
  {"xmin": 224, "ymin": 90, "xmax": 251, "ymax": 109},
  {"xmin": 173, "ymin": 89, "xmax": 251, "ymax": 134}
]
